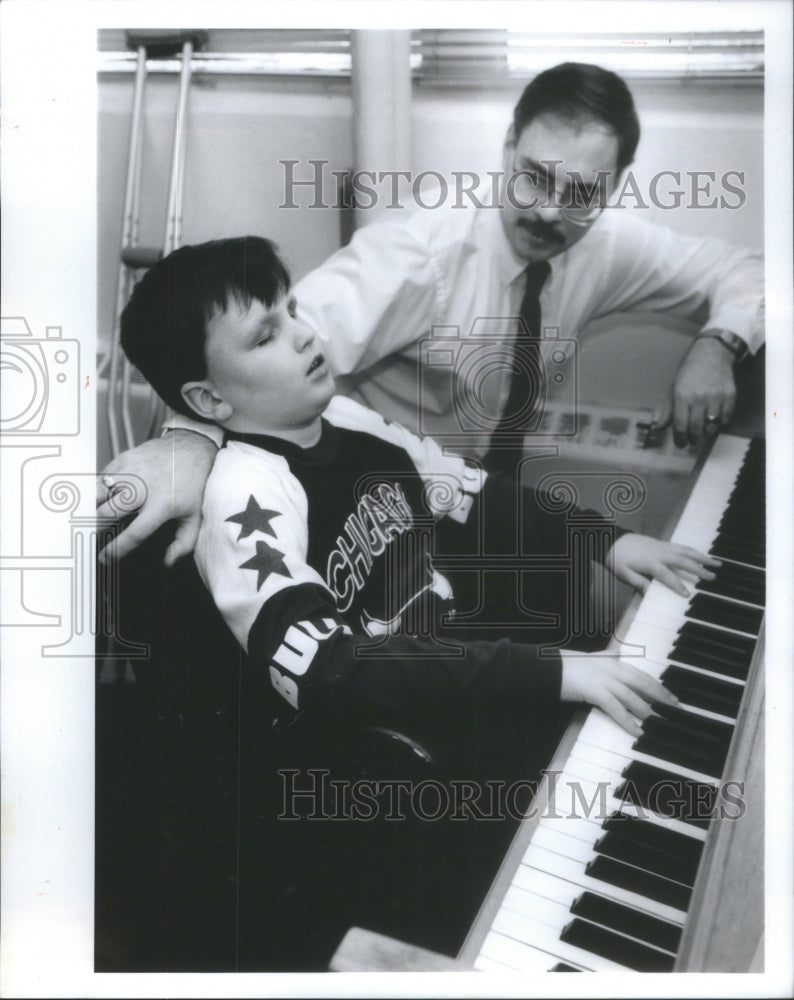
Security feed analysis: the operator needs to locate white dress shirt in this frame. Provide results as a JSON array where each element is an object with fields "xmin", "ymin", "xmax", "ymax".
[{"xmin": 295, "ymin": 186, "xmax": 764, "ymax": 455}]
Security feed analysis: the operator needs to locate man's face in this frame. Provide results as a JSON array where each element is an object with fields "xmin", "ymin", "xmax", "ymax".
[
  {"xmin": 500, "ymin": 112, "xmax": 622, "ymax": 261},
  {"xmin": 202, "ymin": 292, "xmax": 335, "ymax": 435}
]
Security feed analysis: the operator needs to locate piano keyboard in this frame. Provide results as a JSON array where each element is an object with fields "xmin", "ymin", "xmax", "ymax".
[{"xmin": 462, "ymin": 434, "xmax": 765, "ymax": 974}]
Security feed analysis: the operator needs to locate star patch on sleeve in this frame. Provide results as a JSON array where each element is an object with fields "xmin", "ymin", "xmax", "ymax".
[
  {"xmin": 240, "ymin": 540, "xmax": 293, "ymax": 590},
  {"xmin": 226, "ymin": 494, "xmax": 282, "ymax": 540}
]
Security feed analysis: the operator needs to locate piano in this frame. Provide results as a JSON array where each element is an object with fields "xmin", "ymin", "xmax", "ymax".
[{"xmin": 331, "ymin": 432, "xmax": 766, "ymax": 974}]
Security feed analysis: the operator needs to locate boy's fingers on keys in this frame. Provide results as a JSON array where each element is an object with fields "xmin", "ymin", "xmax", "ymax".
[{"xmin": 619, "ymin": 663, "xmax": 678, "ymax": 706}]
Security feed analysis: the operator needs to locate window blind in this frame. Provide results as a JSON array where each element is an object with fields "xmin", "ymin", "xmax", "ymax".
[
  {"xmin": 415, "ymin": 29, "xmax": 764, "ymax": 84},
  {"xmin": 97, "ymin": 28, "xmax": 763, "ymax": 83}
]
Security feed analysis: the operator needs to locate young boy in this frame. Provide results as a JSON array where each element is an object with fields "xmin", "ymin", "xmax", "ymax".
[
  {"xmin": 121, "ymin": 235, "xmax": 716, "ymax": 744},
  {"xmin": 119, "ymin": 236, "xmax": 719, "ymax": 963}
]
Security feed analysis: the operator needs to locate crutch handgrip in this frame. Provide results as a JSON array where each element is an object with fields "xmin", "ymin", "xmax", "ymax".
[
  {"xmin": 121, "ymin": 247, "xmax": 163, "ymax": 270},
  {"xmin": 125, "ymin": 30, "xmax": 208, "ymax": 58}
]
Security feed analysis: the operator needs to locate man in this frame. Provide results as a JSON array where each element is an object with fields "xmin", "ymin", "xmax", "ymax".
[{"xmin": 99, "ymin": 62, "xmax": 764, "ymax": 565}]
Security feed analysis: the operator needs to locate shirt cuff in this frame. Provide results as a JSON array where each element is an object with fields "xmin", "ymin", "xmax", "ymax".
[{"xmin": 703, "ymin": 304, "xmax": 765, "ymax": 355}]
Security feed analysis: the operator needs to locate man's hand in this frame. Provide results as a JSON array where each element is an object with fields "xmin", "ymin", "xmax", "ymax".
[
  {"xmin": 653, "ymin": 334, "xmax": 737, "ymax": 448},
  {"xmin": 607, "ymin": 533, "xmax": 720, "ymax": 598},
  {"xmin": 97, "ymin": 431, "xmax": 218, "ymax": 565},
  {"xmin": 560, "ymin": 653, "xmax": 678, "ymax": 736}
]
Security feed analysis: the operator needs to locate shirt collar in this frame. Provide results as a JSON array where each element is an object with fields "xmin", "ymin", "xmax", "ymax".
[
  {"xmin": 487, "ymin": 205, "xmax": 556, "ymax": 289},
  {"xmin": 224, "ymin": 418, "xmax": 340, "ymax": 466}
]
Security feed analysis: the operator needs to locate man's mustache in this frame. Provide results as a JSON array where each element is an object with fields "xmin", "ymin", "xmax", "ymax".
[{"xmin": 516, "ymin": 217, "xmax": 565, "ymax": 245}]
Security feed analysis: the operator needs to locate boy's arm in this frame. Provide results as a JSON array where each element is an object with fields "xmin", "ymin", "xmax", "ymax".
[
  {"xmin": 196, "ymin": 449, "xmax": 674, "ymax": 734},
  {"xmin": 195, "ymin": 448, "xmax": 561, "ymax": 725}
]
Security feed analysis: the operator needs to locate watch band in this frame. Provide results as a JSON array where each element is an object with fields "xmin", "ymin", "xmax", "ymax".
[{"xmin": 696, "ymin": 329, "xmax": 749, "ymax": 363}]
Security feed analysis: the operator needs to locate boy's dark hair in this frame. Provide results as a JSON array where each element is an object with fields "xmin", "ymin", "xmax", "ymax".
[
  {"xmin": 120, "ymin": 236, "xmax": 291, "ymax": 422},
  {"xmin": 512, "ymin": 62, "xmax": 641, "ymax": 174}
]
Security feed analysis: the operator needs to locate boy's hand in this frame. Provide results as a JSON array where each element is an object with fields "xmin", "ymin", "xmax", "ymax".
[
  {"xmin": 97, "ymin": 431, "xmax": 217, "ymax": 565},
  {"xmin": 607, "ymin": 533, "xmax": 720, "ymax": 597},
  {"xmin": 560, "ymin": 653, "xmax": 678, "ymax": 736}
]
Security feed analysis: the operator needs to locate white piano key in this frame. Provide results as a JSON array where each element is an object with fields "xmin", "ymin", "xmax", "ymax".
[
  {"xmin": 531, "ymin": 823, "xmax": 596, "ymax": 865},
  {"xmin": 558, "ymin": 748, "xmax": 625, "ymax": 789},
  {"xmin": 669, "ymin": 436, "xmax": 748, "ymax": 551},
  {"xmin": 672, "ymin": 700, "xmax": 738, "ymax": 726},
  {"xmin": 500, "ymin": 882, "xmax": 678, "ymax": 961},
  {"xmin": 537, "ymin": 813, "xmax": 605, "ymax": 845},
  {"xmin": 616, "ymin": 619, "xmax": 692, "ymax": 664},
  {"xmin": 500, "ymin": 886, "xmax": 573, "ymax": 931},
  {"xmin": 632, "ymin": 581, "xmax": 759, "ymax": 640},
  {"xmin": 492, "ymin": 908, "xmax": 629, "ymax": 972},
  {"xmin": 505, "ymin": 865, "xmax": 587, "ymax": 911},
  {"xmin": 519, "ymin": 845, "xmax": 688, "ymax": 924},
  {"xmin": 473, "ymin": 953, "xmax": 519, "ymax": 973},
  {"xmin": 479, "ymin": 928, "xmax": 581, "ymax": 973}
]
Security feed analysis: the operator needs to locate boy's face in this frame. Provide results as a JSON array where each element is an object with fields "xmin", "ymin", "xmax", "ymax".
[{"xmin": 201, "ymin": 292, "xmax": 335, "ymax": 436}]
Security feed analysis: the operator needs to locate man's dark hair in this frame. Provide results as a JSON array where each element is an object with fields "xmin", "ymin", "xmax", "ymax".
[
  {"xmin": 120, "ymin": 236, "xmax": 291, "ymax": 421},
  {"xmin": 512, "ymin": 62, "xmax": 641, "ymax": 173}
]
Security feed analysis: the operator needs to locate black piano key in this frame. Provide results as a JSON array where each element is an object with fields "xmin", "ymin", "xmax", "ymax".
[
  {"xmin": 717, "ymin": 514, "xmax": 764, "ymax": 538},
  {"xmin": 709, "ymin": 539, "xmax": 764, "ymax": 569},
  {"xmin": 699, "ymin": 561, "xmax": 765, "ymax": 591},
  {"xmin": 584, "ymin": 855, "xmax": 692, "ymax": 912},
  {"xmin": 642, "ymin": 710, "xmax": 733, "ymax": 756},
  {"xmin": 616, "ymin": 762, "xmax": 717, "ymax": 828},
  {"xmin": 633, "ymin": 733, "xmax": 725, "ymax": 778},
  {"xmin": 686, "ymin": 594, "xmax": 763, "ymax": 636},
  {"xmin": 677, "ymin": 622, "xmax": 756, "ymax": 660},
  {"xmin": 711, "ymin": 531, "xmax": 765, "ymax": 560},
  {"xmin": 570, "ymin": 891, "xmax": 682, "ymax": 954},
  {"xmin": 668, "ymin": 644, "xmax": 749, "ymax": 681},
  {"xmin": 696, "ymin": 571, "xmax": 765, "ymax": 607},
  {"xmin": 671, "ymin": 624, "xmax": 755, "ymax": 679},
  {"xmin": 660, "ymin": 666, "xmax": 743, "ymax": 717},
  {"xmin": 642, "ymin": 704, "xmax": 732, "ymax": 753},
  {"xmin": 561, "ymin": 917, "xmax": 676, "ymax": 971},
  {"xmin": 649, "ymin": 702, "xmax": 735, "ymax": 747},
  {"xmin": 594, "ymin": 831, "xmax": 700, "ymax": 886},
  {"xmin": 601, "ymin": 814, "xmax": 704, "ymax": 869},
  {"xmin": 671, "ymin": 633, "xmax": 750, "ymax": 665},
  {"xmin": 551, "ymin": 963, "xmax": 581, "ymax": 971},
  {"xmin": 745, "ymin": 437, "xmax": 765, "ymax": 464}
]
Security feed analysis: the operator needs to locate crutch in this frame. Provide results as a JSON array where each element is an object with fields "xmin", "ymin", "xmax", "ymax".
[{"xmin": 106, "ymin": 30, "xmax": 207, "ymax": 457}]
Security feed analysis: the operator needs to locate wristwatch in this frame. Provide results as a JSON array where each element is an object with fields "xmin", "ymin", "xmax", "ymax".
[{"xmin": 696, "ymin": 329, "xmax": 749, "ymax": 364}]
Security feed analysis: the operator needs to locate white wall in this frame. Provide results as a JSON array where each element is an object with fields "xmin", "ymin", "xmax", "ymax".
[{"xmin": 98, "ymin": 75, "xmax": 354, "ymax": 355}]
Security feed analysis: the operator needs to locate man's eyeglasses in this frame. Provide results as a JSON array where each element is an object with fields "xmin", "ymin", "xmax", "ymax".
[{"xmin": 508, "ymin": 155, "xmax": 609, "ymax": 227}]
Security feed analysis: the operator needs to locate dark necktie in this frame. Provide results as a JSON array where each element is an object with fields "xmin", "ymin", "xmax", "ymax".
[{"xmin": 484, "ymin": 261, "xmax": 551, "ymax": 477}]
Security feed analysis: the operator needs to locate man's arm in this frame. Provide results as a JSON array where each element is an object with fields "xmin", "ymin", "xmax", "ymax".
[
  {"xmin": 98, "ymin": 427, "xmax": 218, "ymax": 564},
  {"xmin": 594, "ymin": 213, "xmax": 764, "ymax": 445},
  {"xmin": 295, "ymin": 211, "xmax": 441, "ymax": 377}
]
